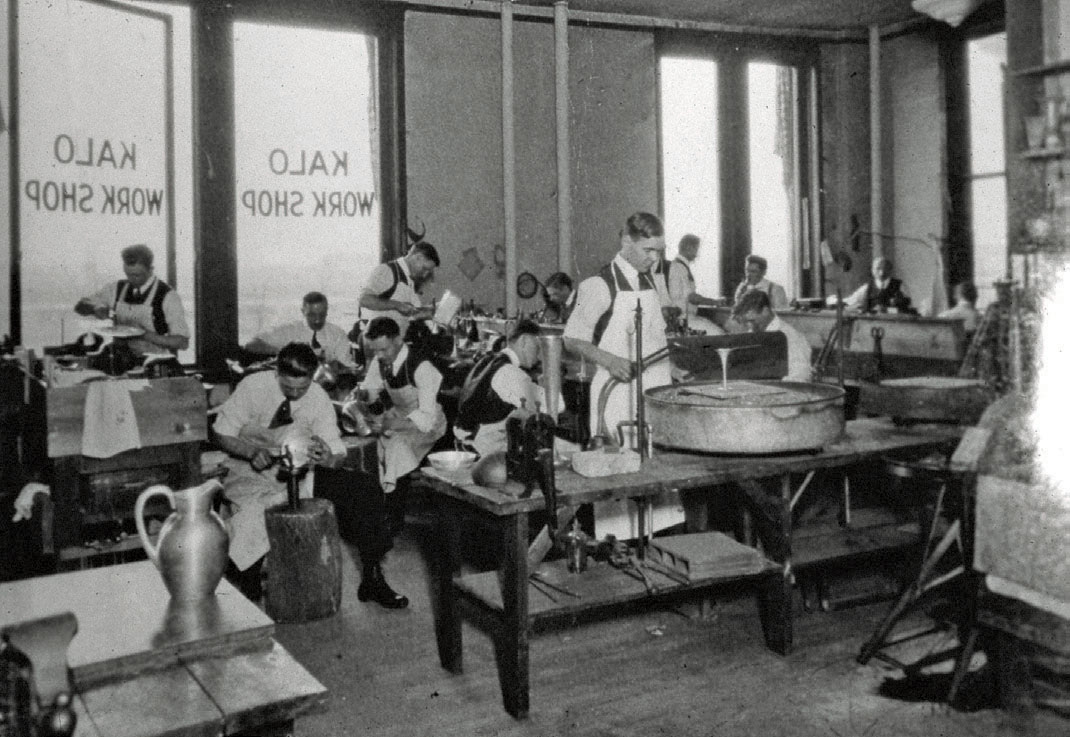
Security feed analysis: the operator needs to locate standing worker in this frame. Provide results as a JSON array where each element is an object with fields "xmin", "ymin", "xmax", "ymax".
[
  {"xmin": 359, "ymin": 242, "xmax": 440, "ymax": 339},
  {"xmin": 563, "ymin": 212, "xmax": 681, "ymax": 539}
]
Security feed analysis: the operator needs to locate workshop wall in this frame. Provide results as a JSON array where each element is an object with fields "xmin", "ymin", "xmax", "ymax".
[{"xmin": 404, "ymin": 11, "xmax": 658, "ymax": 313}]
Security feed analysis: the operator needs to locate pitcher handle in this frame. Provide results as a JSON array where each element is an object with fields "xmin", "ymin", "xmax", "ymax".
[{"xmin": 135, "ymin": 484, "xmax": 175, "ymax": 568}]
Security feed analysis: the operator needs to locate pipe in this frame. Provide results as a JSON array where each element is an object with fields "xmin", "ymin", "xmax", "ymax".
[
  {"xmin": 594, "ymin": 346, "xmax": 672, "ymax": 443},
  {"xmin": 502, "ymin": 0, "xmax": 518, "ymax": 316},
  {"xmin": 634, "ymin": 303, "xmax": 646, "ymax": 460},
  {"xmin": 553, "ymin": 1, "xmax": 572, "ymax": 273},
  {"xmin": 869, "ymin": 25, "xmax": 882, "ymax": 256}
]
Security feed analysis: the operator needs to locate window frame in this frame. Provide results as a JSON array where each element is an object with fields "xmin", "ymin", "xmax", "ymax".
[{"xmin": 655, "ymin": 31, "xmax": 821, "ymax": 300}]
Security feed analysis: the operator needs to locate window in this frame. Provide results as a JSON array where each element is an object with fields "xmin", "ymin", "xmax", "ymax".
[
  {"xmin": 659, "ymin": 56, "xmax": 720, "ymax": 297},
  {"xmin": 659, "ymin": 46, "xmax": 813, "ymax": 303},
  {"xmin": 8, "ymin": 0, "xmax": 196, "ymax": 357},
  {"xmin": 233, "ymin": 22, "xmax": 381, "ymax": 343},
  {"xmin": 967, "ymin": 32, "xmax": 1007, "ymax": 307}
]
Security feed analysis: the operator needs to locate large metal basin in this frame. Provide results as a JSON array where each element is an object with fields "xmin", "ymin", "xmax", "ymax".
[{"xmin": 646, "ymin": 380, "xmax": 846, "ymax": 454}]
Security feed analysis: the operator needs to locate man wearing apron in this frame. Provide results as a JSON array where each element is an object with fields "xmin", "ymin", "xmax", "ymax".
[
  {"xmin": 359, "ymin": 242, "xmax": 440, "ymax": 339},
  {"xmin": 667, "ymin": 234, "xmax": 725, "ymax": 381},
  {"xmin": 563, "ymin": 212, "xmax": 683, "ymax": 540},
  {"xmin": 74, "ymin": 244, "xmax": 190, "ymax": 357},
  {"xmin": 360, "ymin": 316, "xmax": 447, "ymax": 548}
]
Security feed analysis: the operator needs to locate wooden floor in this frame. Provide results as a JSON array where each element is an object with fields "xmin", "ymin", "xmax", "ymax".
[{"xmin": 273, "ymin": 521, "xmax": 1065, "ymax": 737}]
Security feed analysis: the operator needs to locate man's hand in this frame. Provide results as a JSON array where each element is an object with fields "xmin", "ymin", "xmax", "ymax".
[
  {"xmin": 397, "ymin": 303, "xmax": 416, "ymax": 317},
  {"xmin": 250, "ymin": 448, "xmax": 275, "ymax": 472},
  {"xmin": 604, "ymin": 355, "xmax": 635, "ymax": 383},
  {"xmin": 307, "ymin": 435, "xmax": 332, "ymax": 466}
]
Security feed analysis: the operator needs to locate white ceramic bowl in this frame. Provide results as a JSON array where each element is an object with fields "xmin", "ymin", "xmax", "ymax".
[{"xmin": 427, "ymin": 450, "xmax": 479, "ymax": 473}]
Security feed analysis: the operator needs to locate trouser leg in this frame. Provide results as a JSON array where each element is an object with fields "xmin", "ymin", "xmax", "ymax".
[{"xmin": 314, "ymin": 467, "xmax": 391, "ymax": 568}]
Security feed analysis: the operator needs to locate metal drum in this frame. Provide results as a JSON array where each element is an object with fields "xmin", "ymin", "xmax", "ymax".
[{"xmin": 645, "ymin": 380, "xmax": 846, "ymax": 454}]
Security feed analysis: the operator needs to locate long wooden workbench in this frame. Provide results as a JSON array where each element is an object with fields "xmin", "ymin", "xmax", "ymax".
[{"xmin": 417, "ymin": 417, "xmax": 960, "ymax": 719}]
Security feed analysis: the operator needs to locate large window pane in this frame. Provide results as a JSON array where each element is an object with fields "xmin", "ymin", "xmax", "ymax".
[
  {"xmin": 234, "ymin": 22, "xmax": 380, "ymax": 343},
  {"xmin": 749, "ymin": 62, "xmax": 797, "ymax": 300},
  {"xmin": 16, "ymin": 0, "xmax": 194, "ymax": 357},
  {"xmin": 659, "ymin": 56, "xmax": 721, "ymax": 298},
  {"xmin": 968, "ymin": 32, "xmax": 1007, "ymax": 309}
]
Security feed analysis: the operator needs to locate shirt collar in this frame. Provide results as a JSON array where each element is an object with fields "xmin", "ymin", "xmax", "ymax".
[
  {"xmin": 502, "ymin": 347, "xmax": 520, "ymax": 366},
  {"xmin": 613, "ymin": 254, "xmax": 644, "ymax": 288},
  {"xmin": 391, "ymin": 343, "xmax": 410, "ymax": 374},
  {"xmin": 132, "ymin": 276, "xmax": 157, "ymax": 295}
]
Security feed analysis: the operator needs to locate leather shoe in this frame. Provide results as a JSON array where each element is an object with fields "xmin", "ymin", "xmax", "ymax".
[{"xmin": 358, "ymin": 565, "xmax": 409, "ymax": 609}]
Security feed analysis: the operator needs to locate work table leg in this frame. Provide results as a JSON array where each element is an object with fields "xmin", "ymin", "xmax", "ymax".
[
  {"xmin": 498, "ymin": 511, "xmax": 530, "ymax": 719},
  {"xmin": 756, "ymin": 474, "xmax": 794, "ymax": 656},
  {"xmin": 432, "ymin": 495, "xmax": 463, "ymax": 674}
]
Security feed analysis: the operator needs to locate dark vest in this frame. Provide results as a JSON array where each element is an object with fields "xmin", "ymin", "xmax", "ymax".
[
  {"xmin": 368, "ymin": 348, "xmax": 431, "ymax": 414},
  {"xmin": 863, "ymin": 277, "xmax": 907, "ymax": 312},
  {"xmin": 454, "ymin": 353, "xmax": 515, "ymax": 435},
  {"xmin": 377, "ymin": 259, "xmax": 410, "ymax": 300},
  {"xmin": 113, "ymin": 279, "xmax": 171, "ymax": 335}
]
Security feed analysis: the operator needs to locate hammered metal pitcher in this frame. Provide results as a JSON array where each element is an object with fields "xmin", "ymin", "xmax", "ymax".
[{"xmin": 135, "ymin": 480, "xmax": 230, "ymax": 601}]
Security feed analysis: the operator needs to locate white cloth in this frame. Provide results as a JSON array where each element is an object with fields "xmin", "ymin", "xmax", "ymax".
[
  {"xmin": 12, "ymin": 483, "xmax": 50, "ymax": 522},
  {"xmin": 360, "ymin": 257, "xmax": 423, "ymax": 336},
  {"xmin": 250, "ymin": 320, "xmax": 356, "ymax": 368},
  {"xmin": 564, "ymin": 254, "xmax": 681, "ymax": 539},
  {"xmin": 938, "ymin": 302, "xmax": 980, "ymax": 333},
  {"xmin": 767, "ymin": 315, "xmax": 813, "ymax": 382},
  {"xmin": 734, "ymin": 278, "xmax": 789, "ymax": 309},
  {"xmin": 213, "ymin": 371, "xmax": 345, "ymax": 570},
  {"xmin": 82, "ymin": 380, "xmax": 142, "ymax": 458}
]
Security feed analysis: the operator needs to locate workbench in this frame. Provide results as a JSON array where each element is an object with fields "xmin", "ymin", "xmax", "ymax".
[
  {"xmin": 0, "ymin": 561, "xmax": 327, "ymax": 736},
  {"xmin": 417, "ymin": 417, "xmax": 960, "ymax": 718}
]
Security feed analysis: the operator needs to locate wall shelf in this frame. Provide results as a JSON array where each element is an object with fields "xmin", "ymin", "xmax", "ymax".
[
  {"xmin": 1019, "ymin": 146, "xmax": 1066, "ymax": 160},
  {"xmin": 1013, "ymin": 59, "xmax": 1070, "ymax": 78}
]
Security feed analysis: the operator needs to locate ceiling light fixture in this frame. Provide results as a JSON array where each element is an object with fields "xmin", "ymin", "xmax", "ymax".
[{"xmin": 911, "ymin": 0, "xmax": 983, "ymax": 27}]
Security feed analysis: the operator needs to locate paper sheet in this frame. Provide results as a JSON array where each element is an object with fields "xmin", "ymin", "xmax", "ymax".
[{"xmin": 434, "ymin": 290, "xmax": 462, "ymax": 326}]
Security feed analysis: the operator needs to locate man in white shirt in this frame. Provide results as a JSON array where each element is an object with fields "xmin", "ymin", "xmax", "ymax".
[
  {"xmin": 244, "ymin": 291, "xmax": 356, "ymax": 372},
  {"xmin": 668, "ymin": 234, "xmax": 724, "ymax": 333},
  {"xmin": 937, "ymin": 281, "xmax": 980, "ymax": 333},
  {"xmin": 359, "ymin": 242, "xmax": 440, "ymax": 338},
  {"xmin": 733, "ymin": 254, "xmax": 789, "ymax": 310},
  {"xmin": 75, "ymin": 243, "xmax": 190, "ymax": 356},
  {"xmin": 732, "ymin": 290, "xmax": 812, "ymax": 382},
  {"xmin": 453, "ymin": 320, "xmax": 543, "ymax": 457}
]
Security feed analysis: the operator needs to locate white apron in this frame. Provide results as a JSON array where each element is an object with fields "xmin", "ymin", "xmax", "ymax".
[
  {"xmin": 221, "ymin": 425, "xmax": 316, "ymax": 571},
  {"xmin": 378, "ymin": 380, "xmax": 447, "ymax": 493},
  {"xmin": 588, "ymin": 276, "xmax": 681, "ymax": 540}
]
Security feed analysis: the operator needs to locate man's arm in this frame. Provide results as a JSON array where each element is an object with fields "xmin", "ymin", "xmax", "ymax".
[
  {"xmin": 74, "ymin": 284, "xmax": 113, "ymax": 319},
  {"xmin": 561, "ymin": 277, "xmax": 633, "ymax": 382},
  {"xmin": 142, "ymin": 331, "xmax": 189, "ymax": 352}
]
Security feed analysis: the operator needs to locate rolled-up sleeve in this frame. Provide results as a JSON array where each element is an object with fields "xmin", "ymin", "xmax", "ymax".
[
  {"xmin": 563, "ymin": 276, "xmax": 611, "ymax": 344},
  {"xmin": 408, "ymin": 361, "xmax": 443, "ymax": 433},
  {"xmin": 360, "ymin": 263, "xmax": 394, "ymax": 299},
  {"xmin": 307, "ymin": 386, "xmax": 346, "ymax": 455},
  {"xmin": 668, "ymin": 262, "xmax": 691, "ymax": 311},
  {"xmin": 162, "ymin": 290, "xmax": 191, "ymax": 338}
]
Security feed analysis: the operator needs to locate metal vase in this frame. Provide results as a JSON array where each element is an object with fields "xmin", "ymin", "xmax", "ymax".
[
  {"xmin": 135, "ymin": 481, "xmax": 230, "ymax": 601},
  {"xmin": 538, "ymin": 333, "xmax": 564, "ymax": 420}
]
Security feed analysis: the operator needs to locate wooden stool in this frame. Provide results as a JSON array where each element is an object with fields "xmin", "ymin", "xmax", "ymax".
[{"xmin": 264, "ymin": 499, "xmax": 342, "ymax": 623}]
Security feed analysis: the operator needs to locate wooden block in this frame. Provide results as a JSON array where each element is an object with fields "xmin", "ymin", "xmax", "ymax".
[
  {"xmin": 184, "ymin": 641, "xmax": 328, "ymax": 735},
  {"xmin": 264, "ymin": 498, "xmax": 343, "ymax": 623},
  {"xmin": 648, "ymin": 532, "xmax": 765, "ymax": 580},
  {"xmin": 79, "ymin": 666, "xmax": 221, "ymax": 737}
]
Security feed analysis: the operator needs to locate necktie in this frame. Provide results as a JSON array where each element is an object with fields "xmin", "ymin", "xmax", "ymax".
[
  {"xmin": 311, "ymin": 331, "xmax": 321, "ymax": 350},
  {"xmin": 268, "ymin": 398, "xmax": 293, "ymax": 429}
]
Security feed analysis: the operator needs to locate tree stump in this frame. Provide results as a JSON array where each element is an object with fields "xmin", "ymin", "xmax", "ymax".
[{"xmin": 264, "ymin": 498, "xmax": 342, "ymax": 623}]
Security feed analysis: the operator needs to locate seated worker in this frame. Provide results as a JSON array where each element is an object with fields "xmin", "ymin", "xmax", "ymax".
[
  {"xmin": 359, "ymin": 317, "xmax": 447, "ymax": 543},
  {"xmin": 846, "ymin": 256, "xmax": 912, "ymax": 313},
  {"xmin": 538, "ymin": 272, "xmax": 576, "ymax": 324},
  {"xmin": 243, "ymin": 291, "xmax": 357, "ymax": 374},
  {"xmin": 74, "ymin": 243, "xmax": 190, "ymax": 357},
  {"xmin": 938, "ymin": 281, "xmax": 980, "ymax": 333},
  {"xmin": 359, "ymin": 242, "xmax": 440, "ymax": 340},
  {"xmin": 212, "ymin": 343, "xmax": 346, "ymax": 597},
  {"xmin": 732, "ymin": 290, "xmax": 812, "ymax": 382},
  {"xmin": 453, "ymin": 319, "xmax": 542, "ymax": 457},
  {"xmin": 733, "ymin": 255, "xmax": 789, "ymax": 310}
]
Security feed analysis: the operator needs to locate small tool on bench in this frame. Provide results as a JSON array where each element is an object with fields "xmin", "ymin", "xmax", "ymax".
[
  {"xmin": 528, "ymin": 576, "xmax": 559, "ymax": 603},
  {"xmin": 530, "ymin": 571, "xmax": 581, "ymax": 599}
]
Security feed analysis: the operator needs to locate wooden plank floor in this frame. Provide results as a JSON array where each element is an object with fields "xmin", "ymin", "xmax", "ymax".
[{"xmin": 273, "ymin": 522, "xmax": 1065, "ymax": 737}]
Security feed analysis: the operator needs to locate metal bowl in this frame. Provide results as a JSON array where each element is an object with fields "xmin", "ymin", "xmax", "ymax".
[{"xmin": 427, "ymin": 450, "xmax": 479, "ymax": 473}]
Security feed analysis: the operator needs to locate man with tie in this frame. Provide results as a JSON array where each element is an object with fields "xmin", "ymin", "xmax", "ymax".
[
  {"xmin": 74, "ymin": 243, "xmax": 190, "ymax": 356},
  {"xmin": 243, "ymin": 291, "xmax": 356, "ymax": 374},
  {"xmin": 563, "ymin": 212, "xmax": 682, "ymax": 540},
  {"xmin": 212, "ymin": 342, "xmax": 350, "ymax": 601}
]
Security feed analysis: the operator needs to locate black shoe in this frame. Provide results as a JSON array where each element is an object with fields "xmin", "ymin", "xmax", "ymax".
[{"xmin": 358, "ymin": 564, "xmax": 409, "ymax": 609}]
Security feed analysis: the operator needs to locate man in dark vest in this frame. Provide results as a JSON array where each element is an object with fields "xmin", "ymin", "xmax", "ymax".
[
  {"xmin": 846, "ymin": 256, "xmax": 913, "ymax": 313},
  {"xmin": 453, "ymin": 319, "xmax": 543, "ymax": 457},
  {"xmin": 74, "ymin": 244, "xmax": 190, "ymax": 356}
]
